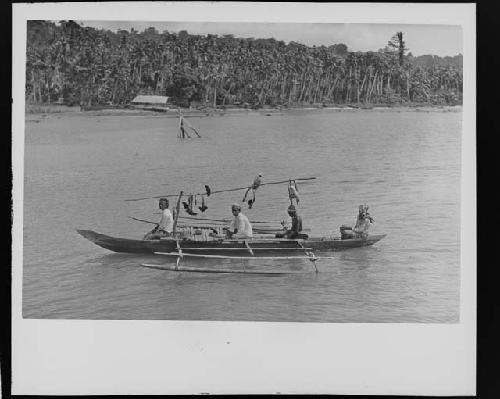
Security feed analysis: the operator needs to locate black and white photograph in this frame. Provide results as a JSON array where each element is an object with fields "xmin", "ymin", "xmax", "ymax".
[{"xmin": 12, "ymin": 2, "xmax": 476, "ymax": 396}]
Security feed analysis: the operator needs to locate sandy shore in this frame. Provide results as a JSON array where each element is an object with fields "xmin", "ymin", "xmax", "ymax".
[{"xmin": 25, "ymin": 103, "xmax": 463, "ymax": 120}]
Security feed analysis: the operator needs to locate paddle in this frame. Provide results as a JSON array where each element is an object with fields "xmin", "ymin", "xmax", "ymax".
[
  {"xmin": 128, "ymin": 216, "xmax": 157, "ymax": 225},
  {"xmin": 184, "ymin": 216, "xmax": 277, "ymax": 225},
  {"xmin": 160, "ymin": 215, "xmax": 279, "ymax": 225}
]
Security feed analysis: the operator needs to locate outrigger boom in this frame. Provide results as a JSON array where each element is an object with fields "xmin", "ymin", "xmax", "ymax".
[
  {"xmin": 143, "ymin": 239, "xmax": 335, "ymax": 273},
  {"xmin": 141, "ymin": 249, "xmax": 334, "ymax": 274}
]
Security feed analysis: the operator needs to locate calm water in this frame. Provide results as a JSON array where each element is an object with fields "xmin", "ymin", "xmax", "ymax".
[{"xmin": 23, "ymin": 108, "xmax": 461, "ymax": 322}]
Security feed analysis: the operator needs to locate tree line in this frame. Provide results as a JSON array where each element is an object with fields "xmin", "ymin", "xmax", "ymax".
[{"xmin": 26, "ymin": 20, "xmax": 463, "ymax": 108}]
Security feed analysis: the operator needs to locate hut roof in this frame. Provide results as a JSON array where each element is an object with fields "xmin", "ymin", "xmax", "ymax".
[{"xmin": 131, "ymin": 95, "xmax": 170, "ymax": 105}]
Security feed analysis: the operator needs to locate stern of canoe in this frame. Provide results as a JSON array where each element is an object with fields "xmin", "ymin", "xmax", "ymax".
[{"xmin": 77, "ymin": 230, "xmax": 177, "ymax": 254}]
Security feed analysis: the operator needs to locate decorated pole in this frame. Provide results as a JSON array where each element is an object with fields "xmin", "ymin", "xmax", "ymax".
[
  {"xmin": 125, "ymin": 176, "xmax": 317, "ymax": 202},
  {"xmin": 172, "ymin": 191, "xmax": 184, "ymax": 236}
]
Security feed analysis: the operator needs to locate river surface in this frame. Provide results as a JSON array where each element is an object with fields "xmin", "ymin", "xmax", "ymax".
[{"xmin": 22, "ymin": 108, "xmax": 461, "ymax": 322}]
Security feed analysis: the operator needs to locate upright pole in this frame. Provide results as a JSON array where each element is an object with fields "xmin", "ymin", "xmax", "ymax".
[
  {"xmin": 172, "ymin": 191, "xmax": 184, "ymax": 237},
  {"xmin": 178, "ymin": 108, "xmax": 183, "ymax": 138}
]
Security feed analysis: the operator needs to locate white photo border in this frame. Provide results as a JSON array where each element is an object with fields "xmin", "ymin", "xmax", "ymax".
[{"xmin": 12, "ymin": 2, "xmax": 476, "ymax": 395}]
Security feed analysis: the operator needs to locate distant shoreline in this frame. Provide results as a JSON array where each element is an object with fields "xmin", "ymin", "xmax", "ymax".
[{"xmin": 25, "ymin": 102, "xmax": 462, "ymax": 117}]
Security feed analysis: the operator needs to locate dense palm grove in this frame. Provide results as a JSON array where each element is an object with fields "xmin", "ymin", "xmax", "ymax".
[{"xmin": 26, "ymin": 20, "xmax": 463, "ymax": 108}]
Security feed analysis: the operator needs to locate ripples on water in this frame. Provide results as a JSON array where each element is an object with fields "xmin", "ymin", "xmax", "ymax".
[{"xmin": 23, "ymin": 109, "xmax": 461, "ymax": 322}]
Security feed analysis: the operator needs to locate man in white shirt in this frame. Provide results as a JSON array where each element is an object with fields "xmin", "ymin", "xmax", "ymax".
[
  {"xmin": 143, "ymin": 198, "xmax": 174, "ymax": 240},
  {"xmin": 226, "ymin": 203, "xmax": 253, "ymax": 239}
]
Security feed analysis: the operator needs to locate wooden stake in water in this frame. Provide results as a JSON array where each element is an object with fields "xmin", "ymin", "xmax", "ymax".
[{"xmin": 178, "ymin": 109, "xmax": 191, "ymax": 138}]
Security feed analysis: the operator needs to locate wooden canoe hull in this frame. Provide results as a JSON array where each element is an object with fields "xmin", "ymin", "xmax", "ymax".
[
  {"xmin": 77, "ymin": 230, "xmax": 386, "ymax": 255},
  {"xmin": 306, "ymin": 235, "xmax": 387, "ymax": 250}
]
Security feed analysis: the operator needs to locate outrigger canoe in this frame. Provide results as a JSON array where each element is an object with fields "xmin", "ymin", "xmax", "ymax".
[{"xmin": 77, "ymin": 229, "xmax": 386, "ymax": 255}]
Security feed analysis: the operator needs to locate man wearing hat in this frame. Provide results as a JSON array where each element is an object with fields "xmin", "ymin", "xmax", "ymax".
[
  {"xmin": 226, "ymin": 203, "xmax": 253, "ymax": 239},
  {"xmin": 143, "ymin": 197, "xmax": 174, "ymax": 240},
  {"xmin": 353, "ymin": 204, "xmax": 374, "ymax": 238}
]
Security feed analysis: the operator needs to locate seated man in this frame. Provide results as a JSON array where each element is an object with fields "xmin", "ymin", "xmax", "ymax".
[
  {"xmin": 276, "ymin": 204, "xmax": 305, "ymax": 239},
  {"xmin": 143, "ymin": 197, "xmax": 174, "ymax": 240},
  {"xmin": 226, "ymin": 203, "xmax": 253, "ymax": 239},
  {"xmin": 352, "ymin": 205, "xmax": 374, "ymax": 239}
]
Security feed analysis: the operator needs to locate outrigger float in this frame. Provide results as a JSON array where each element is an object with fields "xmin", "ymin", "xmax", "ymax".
[{"xmin": 77, "ymin": 175, "xmax": 386, "ymax": 274}]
